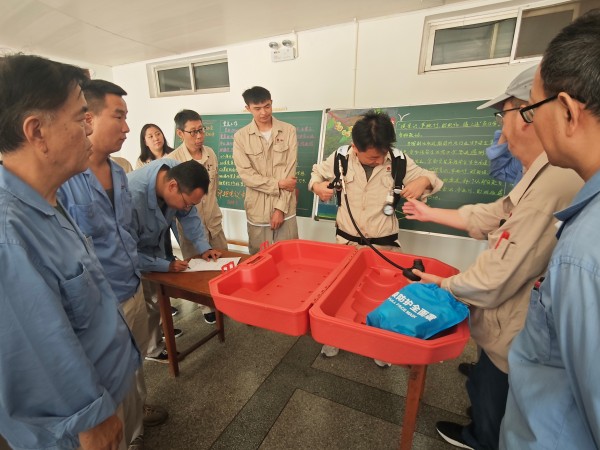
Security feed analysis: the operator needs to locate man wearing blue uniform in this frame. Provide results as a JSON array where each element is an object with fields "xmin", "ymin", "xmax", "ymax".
[
  {"xmin": 501, "ymin": 10, "xmax": 600, "ymax": 450},
  {"xmin": 0, "ymin": 55, "xmax": 139, "ymax": 449},
  {"xmin": 127, "ymin": 159, "xmax": 221, "ymax": 363},
  {"xmin": 58, "ymin": 80, "xmax": 167, "ymax": 450}
]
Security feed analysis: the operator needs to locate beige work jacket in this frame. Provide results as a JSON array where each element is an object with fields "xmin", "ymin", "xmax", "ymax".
[
  {"xmin": 309, "ymin": 148, "xmax": 443, "ymax": 242},
  {"xmin": 167, "ymin": 144, "xmax": 224, "ymax": 256},
  {"xmin": 442, "ymin": 153, "xmax": 583, "ymax": 373},
  {"xmin": 233, "ymin": 117, "xmax": 297, "ymax": 225},
  {"xmin": 110, "ymin": 156, "xmax": 133, "ymax": 174}
]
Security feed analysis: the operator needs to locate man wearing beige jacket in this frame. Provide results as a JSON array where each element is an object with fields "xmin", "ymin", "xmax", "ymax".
[
  {"xmin": 402, "ymin": 65, "xmax": 583, "ymax": 450},
  {"xmin": 310, "ymin": 110, "xmax": 443, "ymax": 365},
  {"xmin": 310, "ymin": 110, "xmax": 442, "ymax": 251},
  {"xmin": 233, "ymin": 86, "xmax": 298, "ymax": 255},
  {"xmin": 168, "ymin": 109, "xmax": 228, "ymax": 324}
]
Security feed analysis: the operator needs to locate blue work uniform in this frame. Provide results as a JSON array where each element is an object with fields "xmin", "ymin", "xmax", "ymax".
[
  {"xmin": 127, "ymin": 159, "xmax": 211, "ymax": 272},
  {"xmin": 0, "ymin": 166, "xmax": 139, "ymax": 449},
  {"xmin": 501, "ymin": 170, "xmax": 600, "ymax": 449},
  {"xmin": 486, "ymin": 130, "xmax": 523, "ymax": 184},
  {"xmin": 58, "ymin": 161, "xmax": 140, "ymax": 302}
]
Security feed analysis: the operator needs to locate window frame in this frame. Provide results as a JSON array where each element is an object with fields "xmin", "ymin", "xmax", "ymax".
[
  {"xmin": 421, "ymin": 1, "xmax": 580, "ymax": 73},
  {"xmin": 424, "ymin": 10, "xmax": 518, "ymax": 72},
  {"xmin": 146, "ymin": 51, "xmax": 230, "ymax": 98}
]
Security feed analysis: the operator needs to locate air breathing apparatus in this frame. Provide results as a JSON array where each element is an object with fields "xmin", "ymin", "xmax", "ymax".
[{"xmin": 326, "ymin": 145, "xmax": 424, "ymax": 281}]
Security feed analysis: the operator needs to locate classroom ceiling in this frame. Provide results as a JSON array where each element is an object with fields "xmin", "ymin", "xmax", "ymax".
[{"xmin": 0, "ymin": 0, "xmax": 465, "ymax": 67}]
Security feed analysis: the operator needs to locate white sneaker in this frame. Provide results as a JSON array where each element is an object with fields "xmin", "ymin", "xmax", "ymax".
[
  {"xmin": 321, "ymin": 344, "xmax": 339, "ymax": 357},
  {"xmin": 374, "ymin": 359, "xmax": 392, "ymax": 368}
]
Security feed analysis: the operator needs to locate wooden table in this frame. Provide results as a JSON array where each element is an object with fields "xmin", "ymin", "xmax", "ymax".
[
  {"xmin": 400, "ymin": 364, "xmax": 427, "ymax": 450},
  {"xmin": 142, "ymin": 250, "xmax": 249, "ymax": 377}
]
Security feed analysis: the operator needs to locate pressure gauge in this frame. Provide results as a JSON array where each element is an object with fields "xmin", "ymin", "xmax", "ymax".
[{"xmin": 383, "ymin": 204, "xmax": 395, "ymax": 216}]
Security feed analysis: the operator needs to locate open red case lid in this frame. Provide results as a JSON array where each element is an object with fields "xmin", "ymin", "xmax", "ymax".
[{"xmin": 209, "ymin": 239, "xmax": 470, "ymax": 365}]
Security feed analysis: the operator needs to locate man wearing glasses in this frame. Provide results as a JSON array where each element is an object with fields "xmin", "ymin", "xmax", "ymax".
[
  {"xmin": 0, "ymin": 53, "xmax": 140, "ymax": 450},
  {"xmin": 168, "ymin": 110, "xmax": 228, "ymax": 324},
  {"xmin": 127, "ymin": 159, "xmax": 221, "ymax": 364},
  {"xmin": 402, "ymin": 64, "xmax": 583, "ymax": 450},
  {"xmin": 501, "ymin": 10, "xmax": 600, "ymax": 450},
  {"xmin": 233, "ymin": 86, "xmax": 299, "ymax": 254}
]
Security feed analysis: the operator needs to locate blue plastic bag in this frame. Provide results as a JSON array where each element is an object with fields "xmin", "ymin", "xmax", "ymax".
[{"xmin": 366, "ymin": 283, "xmax": 469, "ymax": 339}]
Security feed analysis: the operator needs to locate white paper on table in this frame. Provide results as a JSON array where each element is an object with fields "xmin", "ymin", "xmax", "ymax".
[{"xmin": 185, "ymin": 257, "xmax": 241, "ymax": 272}]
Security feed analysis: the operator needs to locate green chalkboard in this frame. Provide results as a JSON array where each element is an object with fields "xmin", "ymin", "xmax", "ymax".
[
  {"xmin": 316, "ymin": 103, "xmax": 511, "ymax": 237},
  {"xmin": 175, "ymin": 111, "xmax": 322, "ymax": 218}
]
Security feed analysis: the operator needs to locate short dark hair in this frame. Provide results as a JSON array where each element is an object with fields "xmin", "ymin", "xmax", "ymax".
[
  {"xmin": 81, "ymin": 79, "xmax": 127, "ymax": 115},
  {"xmin": 166, "ymin": 160, "xmax": 210, "ymax": 194},
  {"xmin": 351, "ymin": 110, "xmax": 397, "ymax": 153},
  {"xmin": 0, "ymin": 54, "xmax": 88, "ymax": 154},
  {"xmin": 139, "ymin": 123, "xmax": 173, "ymax": 164},
  {"xmin": 174, "ymin": 109, "xmax": 202, "ymax": 130},
  {"xmin": 541, "ymin": 8, "xmax": 600, "ymax": 119},
  {"xmin": 242, "ymin": 86, "xmax": 271, "ymax": 105}
]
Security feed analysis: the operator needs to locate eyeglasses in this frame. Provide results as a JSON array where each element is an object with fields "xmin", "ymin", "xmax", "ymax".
[
  {"xmin": 178, "ymin": 186, "xmax": 195, "ymax": 211},
  {"xmin": 519, "ymin": 95, "xmax": 559, "ymax": 124},
  {"xmin": 181, "ymin": 127, "xmax": 206, "ymax": 137},
  {"xmin": 494, "ymin": 106, "xmax": 521, "ymax": 126}
]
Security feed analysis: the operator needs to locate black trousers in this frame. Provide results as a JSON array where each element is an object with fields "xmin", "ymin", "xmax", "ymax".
[{"xmin": 461, "ymin": 350, "xmax": 509, "ymax": 450}]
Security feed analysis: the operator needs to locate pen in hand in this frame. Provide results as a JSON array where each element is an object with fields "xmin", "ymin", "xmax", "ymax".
[{"xmin": 169, "ymin": 258, "xmax": 189, "ymax": 272}]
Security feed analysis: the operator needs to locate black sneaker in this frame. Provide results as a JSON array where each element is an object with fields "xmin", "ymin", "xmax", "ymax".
[
  {"xmin": 458, "ymin": 362, "xmax": 476, "ymax": 377},
  {"xmin": 145, "ymin": 349, "xmax": 172, "ymax": 364},
  {"xmin": 436, "ymin": 421, "xmax": 474, "ymax": 449},
  {"xmin": 204, "ymin": 312, "xmax": 216, "ymax": 324},
  {"xmin": 161, "ymin": 328, "xmax": 183, "ymax": 341},
  {"xmin": 171, "ymin": 306, "xmax": 179, "ymax": 316}
]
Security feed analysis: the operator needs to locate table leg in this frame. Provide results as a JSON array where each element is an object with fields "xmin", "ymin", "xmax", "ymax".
[
  {"xmin": 156, "ymin": 283, "xmax": 179, "ymax": 377},
  {"xmin": 399, "ymin": 364, "xmax": 427, "ymax": 450}
]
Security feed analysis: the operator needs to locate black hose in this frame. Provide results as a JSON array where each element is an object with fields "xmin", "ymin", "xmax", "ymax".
[{"xmin": 343, "ymin": 191, "xmax": 422, "ymax": 281}]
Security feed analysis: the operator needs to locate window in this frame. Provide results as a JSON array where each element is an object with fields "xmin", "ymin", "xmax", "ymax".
[
  {"xmin": 428, "ymin": 13, "xmax": 517, "ymax": 70},
  {"xmin": 421, "ymin": 1, "xmax": 597, "ymax": 72},
  {"xmin": 147, "ymin": 51, "xmax": 230, "ymax": 98},
  {"xmin": 514, "ymin": 5, "xmax": 578, "ymax": 59}
]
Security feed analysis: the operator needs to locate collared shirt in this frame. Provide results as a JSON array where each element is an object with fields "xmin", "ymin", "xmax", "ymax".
[
  {"xmin": 309, "ymin": 146, "xmax": 443, "ymax": 241},
  {"xmin": 443, "ymin": 153, "xmax": 582, "ymax": 372},
  {"xmin": 127, "ymin": 159, "xmax": 211, "ymax": 272},
  {"xmin": 58, "ymin": 161, "xmax": 140, "ymax": 303},
  {"xmin": 233, "ymin": 116, "xmax": 298, "ymax": 225},
  {"xmin": 167, "ymin": 144, "xmax": 224, "ymax": 237},
  {"xmin": 0, "ymin": 166, "xmax": 139, "ymax": 450},
  {"xmin": 501, "ymin": 169, "xmax": 600, "ymax": 450}
]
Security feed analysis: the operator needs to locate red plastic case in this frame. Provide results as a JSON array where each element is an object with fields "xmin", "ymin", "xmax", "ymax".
[{"xmin": 210, "ymin": 239, "xmax": 470, "ymax": 365}]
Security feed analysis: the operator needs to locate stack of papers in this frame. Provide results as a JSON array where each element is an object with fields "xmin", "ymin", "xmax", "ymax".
[{"xmin": 185, "ymin": 257, "xmax": 241, "ymax": 272}]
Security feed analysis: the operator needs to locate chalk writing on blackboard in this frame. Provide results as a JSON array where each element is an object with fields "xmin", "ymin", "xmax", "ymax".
[{"xmin": 316, "ymin": 103, "xmax": 510, "ymax": 237}]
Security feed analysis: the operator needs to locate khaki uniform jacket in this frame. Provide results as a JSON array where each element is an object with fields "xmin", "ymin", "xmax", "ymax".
[
  {"xmin": 167, "ymin": 144, "xmax": 224, "ymax": 257},
  {"xmin": 442, "ymin": 153, "xmax": 583, "ymax": 373},
  {"xmin": 309, "ymin": 148, "xmax": 443, "ymax": 242},
  {"xmin": 111, "ymin": 156, "xmax": 133, "ymax": 174},
  {"xmin": 233, "ymin": 117, "xmax": 297, "ymax": 225}
]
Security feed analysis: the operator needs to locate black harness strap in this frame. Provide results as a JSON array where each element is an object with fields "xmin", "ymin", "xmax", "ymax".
[{"xmin": 330, "ymin": 146, "xmax": 407, "ymax": 212}]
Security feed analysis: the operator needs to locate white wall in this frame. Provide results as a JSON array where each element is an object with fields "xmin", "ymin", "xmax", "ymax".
[{"xmin": 111, "ymin": 0, "xmax": 544, "ymax": 271}]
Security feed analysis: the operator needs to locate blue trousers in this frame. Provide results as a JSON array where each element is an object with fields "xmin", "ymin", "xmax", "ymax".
[{"xmin": 461, "ymin": 350, "xmax": 509, "ymax": 450}]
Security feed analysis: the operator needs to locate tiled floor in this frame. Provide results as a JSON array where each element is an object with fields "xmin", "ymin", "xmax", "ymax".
[
  {"xmin": 141, "ymin": 299, "xmax": 476, "ymax": 449},
  {"xmin": 0, "ymin": 297, "xmax": 475, "ymax": 450}
]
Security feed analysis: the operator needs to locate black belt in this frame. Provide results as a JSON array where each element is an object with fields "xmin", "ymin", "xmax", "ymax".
[{"xmin": 336, "ymin": 228, "xmax": 399, "ymax": 247}]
